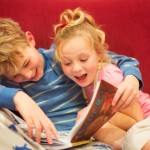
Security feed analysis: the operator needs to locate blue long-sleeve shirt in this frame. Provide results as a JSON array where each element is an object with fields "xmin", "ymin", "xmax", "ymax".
[
  {"xmin": 109, "ymin": 51, "xmax": 143, "ymax": 88},
  {"xmin": 0, "ymin": 46, "xmax": 143, "ymax": 130}
]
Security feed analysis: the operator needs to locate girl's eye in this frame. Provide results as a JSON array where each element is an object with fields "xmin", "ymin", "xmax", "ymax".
[
  {"xmin": 80, "ymin": 58, "xmax": 87, "ymax": 62},
  {"xmin": 64, "ymin": 62, "xmax": 71, "ymax": 66},
  {"xmin": 62, "ymin": 60, "xmax": 71, "ymax": 66}
]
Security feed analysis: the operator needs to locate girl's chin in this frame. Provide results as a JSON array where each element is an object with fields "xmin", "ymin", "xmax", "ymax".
[
  {"xmin": 74, "ymin": 77, "xmax": 90, "ymax": 87},
  {"xmin": 76, "ymin": 81, "xmax": 89, "ymax": 87}
]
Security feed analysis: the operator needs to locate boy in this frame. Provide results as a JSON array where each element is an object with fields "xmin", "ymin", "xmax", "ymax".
[{"xmin": 0, "ymin": 18, "xmax": 143, "ymax": 145}]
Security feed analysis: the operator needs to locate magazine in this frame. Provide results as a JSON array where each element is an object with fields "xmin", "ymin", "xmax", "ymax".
[{"xmin": 3, "ymin": 80, "xmax": 117, "ymax": 150}]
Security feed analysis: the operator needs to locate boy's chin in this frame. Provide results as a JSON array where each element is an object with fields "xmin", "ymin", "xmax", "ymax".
[
  {"xmin": 31, "ymin": 75, "xmax": 43, "ymax": 82},
  {"xmin": 31, "ymin": 71, "xmax": 43, "ymax": 81}
]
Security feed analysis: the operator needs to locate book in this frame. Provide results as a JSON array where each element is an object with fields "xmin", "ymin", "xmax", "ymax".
[{"xmin": 3, "ymin": 80, "xmax": 117, "ymax": 150}]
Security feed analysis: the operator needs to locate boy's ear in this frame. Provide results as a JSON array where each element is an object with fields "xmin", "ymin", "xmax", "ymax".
[{"xmin": 25, "ymin": 31, "xmax": 36, "ymax": 47}]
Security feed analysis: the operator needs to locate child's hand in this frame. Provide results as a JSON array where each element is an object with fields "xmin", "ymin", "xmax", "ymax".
[
  {"xmin": 14, "ymin": 91, "xmax": 59, "ymax": 144},
  {"xmin": 112, "ymin": 75, "xmax": 139, "ymax": 111}
]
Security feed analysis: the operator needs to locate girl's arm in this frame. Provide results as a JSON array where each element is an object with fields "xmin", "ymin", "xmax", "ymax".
[{"xmin": 109, "ymin": 100, "xmax": 143, "ymax": 131}]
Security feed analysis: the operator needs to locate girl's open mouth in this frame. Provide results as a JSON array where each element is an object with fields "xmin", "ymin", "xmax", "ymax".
[{"xmin": 75, "ymin": 74, "xmax": 87, "ymax": 80}]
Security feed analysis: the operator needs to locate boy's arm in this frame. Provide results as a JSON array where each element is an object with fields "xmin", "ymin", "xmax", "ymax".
[
  {"xmin": 0, "ymin": 85, "xmax": 59, "ymax": 144},
  {"xmin": 108, "ymin": 51, "xmax": 143, "ymax": 89},
  {"xmin": 0, "ymin": 85, "xmax": 20, "ymax": 109},
  {"xmin": 108, "ymin": 52, "xmax": 143, "ymax": 111},
  {"xmin": 14, "ymin": 91, "xmax": 59, "ymax": 144}
]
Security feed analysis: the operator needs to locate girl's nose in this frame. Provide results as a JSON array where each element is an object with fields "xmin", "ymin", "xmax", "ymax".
[{"xmin": 72, "ymin": 63, "xmax": 82, "ymax": 74}]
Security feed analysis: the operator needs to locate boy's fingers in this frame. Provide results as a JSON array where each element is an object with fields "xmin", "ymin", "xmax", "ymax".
[
  {"xmin": 27, "ymin": 120, "xmax": 34, "ymax": 138},
  {"xmin": 44, "ymin": 128, "xmax": 53, "ymax": 144},
  {"xmin": 48, "ymin": 121, "xmax": 59, "ymax": 139},
  {"xmin": 36, "ymin": 128, "xmax": 42, "ymax": 144},
  {"xmin": 33, "ymin": 120, "xmax": 43, "ymax": 143},
  {"xmin": 42, "ymin": 118, "xmax": 59, "ymax": 144}
]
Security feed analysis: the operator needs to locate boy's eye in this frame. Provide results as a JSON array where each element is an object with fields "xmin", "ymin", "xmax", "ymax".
[
  {"xmin": 12, "ymin": 75, "xmax": 18, "ymax": 79},
  {"xmin": 24, "ymin": 60, "xmax": 29, "ymax": 67},
  {"xmin": 8, "ymin": 74, "xmax": 17, "ymax": 79}
]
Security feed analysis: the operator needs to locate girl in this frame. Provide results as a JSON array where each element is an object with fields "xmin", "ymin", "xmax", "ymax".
[{"xmin": 53, "ymin": 8, "xmax": 150, "ymax": 150}]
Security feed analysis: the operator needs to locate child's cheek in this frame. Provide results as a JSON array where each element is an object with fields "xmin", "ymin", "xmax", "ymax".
[
  {"xmin": 62, "ymin": 66, "xmax": 71, "ymax": 77},
  {"xmin": 31, "ymin": 58, "xmax": 39, "ymax": 68},
  {"xmin": 12, "ymin": 76, "xmax": 23, "ymax": 83}
]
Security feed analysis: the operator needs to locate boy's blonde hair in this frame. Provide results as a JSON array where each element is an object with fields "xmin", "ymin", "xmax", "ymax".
[
  {"xmin": 54, "ymin": 8, "xmax": 110, "ymax": 63},
  {"xmin": 0, "ymin": 18, "xmax": 30, "ymax": 77}
]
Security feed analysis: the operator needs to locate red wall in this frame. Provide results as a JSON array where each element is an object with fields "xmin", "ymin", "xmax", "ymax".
[{"xmin": 0, "ymin": 0, "xmax": 150, "ymax": 93}]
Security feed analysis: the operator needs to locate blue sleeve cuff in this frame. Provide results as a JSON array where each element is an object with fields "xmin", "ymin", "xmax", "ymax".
[
  {"xmin": 121, "ymin": 67, "xmax": 143, "ymax": 90},
  {"xmin": 0, "ymin": 86, "xmax": 20, "ymax": 110},
  {"xmin": 109, "ymin": 51, "xmax": 143, "ymax": 90}
]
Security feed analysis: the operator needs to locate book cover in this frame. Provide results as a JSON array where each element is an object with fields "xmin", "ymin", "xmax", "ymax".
[{"xmin": 70, "ymin": 80, "xmax": 117, "ymax": 143}]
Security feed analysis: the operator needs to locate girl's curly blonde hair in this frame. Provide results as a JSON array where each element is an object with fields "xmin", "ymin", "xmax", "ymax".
[{"xmin": 53, "ymin": 7, "xmax": 110, "ymax": 63}]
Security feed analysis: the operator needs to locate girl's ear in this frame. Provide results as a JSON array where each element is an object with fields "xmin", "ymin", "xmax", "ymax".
[
  {"xmin": 25, "ymin": 31, "xmax": 36, "ymax": 47},
  {"xmin": 97, "ymin": 51, "xmax": 102, "ymax": 61}
]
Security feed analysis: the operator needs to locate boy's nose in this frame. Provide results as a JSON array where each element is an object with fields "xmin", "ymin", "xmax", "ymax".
[{"xmin": 22, "ymin": 70, "xmax": 33, "ymax": 79}]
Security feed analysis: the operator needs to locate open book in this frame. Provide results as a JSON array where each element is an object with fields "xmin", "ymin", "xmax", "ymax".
[{"xmin": 3, "ymin": 80, "xmax": 117, "ymax": 150}]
